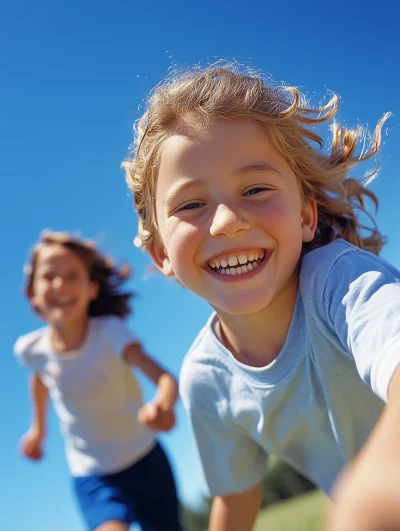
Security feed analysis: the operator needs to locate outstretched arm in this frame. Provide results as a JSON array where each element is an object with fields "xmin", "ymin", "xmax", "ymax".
[
  {"xmin": 124, "ymin": 342, "xmax": 179, "ymax": 431},
  {"xmin": 20, "ymin": 372, "xmax": 49, "ymax": 460},
  {"xmin": 209, "ymin": 483, "xmax": 263, "ymax": 531},
  {"xmin": 327, "ymin": 365, "xmax": 400, "ymax": 530}
]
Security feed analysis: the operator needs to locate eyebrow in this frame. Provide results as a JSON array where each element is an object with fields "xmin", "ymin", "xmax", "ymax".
[
  {"xmin": 163, "ymin": 164, "xmax": 281, "ymax": 207},
  {"xmin": 163, "ymin": 179, "xmax": 204, "ymax": 207},
  {"xmin": 232, "ymin": 163, "xmax": 281, "ymax": 177}
]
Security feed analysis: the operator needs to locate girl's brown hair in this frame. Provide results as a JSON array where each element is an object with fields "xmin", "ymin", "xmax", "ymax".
[
  {"xmin": 122, "ymin": 63, "xmax": 390, "ymax": 255},
  {"xmin": 25, "ymin": 231, "xmax": 133, "ymax": 318}
]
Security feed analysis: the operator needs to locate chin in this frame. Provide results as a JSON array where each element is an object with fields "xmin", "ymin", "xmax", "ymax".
[
  {"xmin": 213, "ymin": 296, "xmax": 272, "ymax": 316},
  {"xmin": 51, "ymin": 309, "xmax": 80, "ymax": 324}
]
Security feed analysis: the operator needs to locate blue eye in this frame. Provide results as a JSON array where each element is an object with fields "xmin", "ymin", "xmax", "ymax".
[
  {"xmin": 178, "ymin": 202, "xmax": 203, "ymax": 211},
  {"xmin": 245, "ymin": 187, "xmax": 268, "ymax": 196}
]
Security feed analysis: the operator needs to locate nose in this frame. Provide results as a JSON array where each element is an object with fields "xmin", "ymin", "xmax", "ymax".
[
  {"xmin": 52, "ymin": 276, "xmax": 65, "ymax": 290},
  {"xmin": 209, "ymin": 203, "xmax": 250, "ymax": 238}
]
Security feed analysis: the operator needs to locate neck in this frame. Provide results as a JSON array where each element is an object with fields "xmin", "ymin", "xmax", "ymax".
[
  {"xmin": 49, "ymin": 315, "xmax": 89, "ymax": 353},
  {"xmin": 215, "ymin": 274, "xmax": 299, "ymax": 367}
]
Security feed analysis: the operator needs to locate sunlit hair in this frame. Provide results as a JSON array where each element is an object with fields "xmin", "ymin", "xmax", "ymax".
[
  {"xmin": 122, "ymin": 63, "xmax": 390, "ymax": 255},
  {"xmin": 25, "ymin": 231, "xmax": 133, "ymax": 318}
]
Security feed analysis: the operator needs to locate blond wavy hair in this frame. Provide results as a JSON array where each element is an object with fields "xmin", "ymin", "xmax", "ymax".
[
  {"xmin": 123, "ymin": 64, "xmax": 390, "ymax": 255},
  {"xmin": 25, "ymin": 231, "xmax": 133, "ymax": 318}
]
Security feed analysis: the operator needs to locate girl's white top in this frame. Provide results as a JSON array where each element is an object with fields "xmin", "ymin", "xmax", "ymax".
[{"xmin": 14, "ymin": 316, "xmax": 155, "ymax": 476}]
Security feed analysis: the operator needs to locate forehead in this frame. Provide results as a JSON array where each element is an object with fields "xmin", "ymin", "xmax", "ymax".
[
  {"xmin": 158, "ymin": 118, "xmax": 284, "ymax": 177},
  {"xmin": 36, "ymin": 244, "xmax": 86, "ymax": 271}
]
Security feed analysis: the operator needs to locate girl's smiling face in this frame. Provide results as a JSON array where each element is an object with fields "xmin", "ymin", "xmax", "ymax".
[
  {"xmin": 151, "ymin": 118, "xmax": 317, "ymax": 316},
  {"xmin": 31, "ymin": 244, "xmax": 98, "ymax": 326}
]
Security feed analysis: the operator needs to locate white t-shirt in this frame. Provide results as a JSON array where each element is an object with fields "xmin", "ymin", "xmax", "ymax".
[
  {"xmin": 180, "ymin": 239, "xmax": 400, "ymax": 497},
  {"xmin": 14, "ymin": 316, "xmax": 155, "ymax": 476}
]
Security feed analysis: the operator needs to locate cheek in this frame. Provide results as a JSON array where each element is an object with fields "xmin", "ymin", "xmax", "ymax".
[
  {"xmin": 256, "ymin": 197, "xmax": 302, "ymax": 230},
  {"xmin": 164, "ymin": 221, "xmax": 202, "ymax": 265},
  {"xmin": 34, "ymin": 282, "xmax": 49, "ymax": 299},
  {"xmin": 78, "ymin": 281, "xmax": 93, "ymax": 298}
]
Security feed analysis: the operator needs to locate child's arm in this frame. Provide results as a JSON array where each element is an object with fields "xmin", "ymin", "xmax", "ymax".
[
  {"xmin": 20, "ymin": 372, "xmax": 48, "ymax": 461},
  {"xmin": 327, "ymin": 365, "xmax": 400, "ymax": 530},
  {"xmin": 123, "ymin": 342, "xmax": 179, "ymax": 432},
  {"xmin": 209, "ymin": 483, "xmax": 263, "ymax": 531},
  {"xmin": 315, "ymin": 249, "xmax": 400, "ymax": 530}
]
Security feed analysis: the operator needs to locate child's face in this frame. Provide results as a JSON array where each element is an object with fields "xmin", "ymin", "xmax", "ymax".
[
  {"xmin": 151, "ymin": 118, "xmax": 316, "ymax": 315},
  {"xmin": 31, "ymin": 244, "xmax": 98, "ymax": 326}
]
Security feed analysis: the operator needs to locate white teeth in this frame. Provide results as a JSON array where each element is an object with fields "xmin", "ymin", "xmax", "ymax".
[
  {"xmin": 228, "ymin": 256, "xmax": 238, "ymax": 266},
  {"xmin": 209, "ymin": 249, "xmax": 267, "ymax": 275}
]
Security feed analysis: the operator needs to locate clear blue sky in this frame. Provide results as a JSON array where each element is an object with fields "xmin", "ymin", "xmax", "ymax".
[{"xmin": 1, "ymin": 1, "xmax": 399, "ymax": 529}]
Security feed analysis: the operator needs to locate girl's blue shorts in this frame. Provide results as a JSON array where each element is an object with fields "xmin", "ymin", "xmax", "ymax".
[{"xmin": 73, "ymin": 442, "xmax": 183, "ymax": 531}]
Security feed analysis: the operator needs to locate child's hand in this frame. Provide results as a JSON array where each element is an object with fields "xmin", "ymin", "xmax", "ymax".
[
  {"xmin": 326, "ymin": 448, "xmax": 400, "ymax": 530},
  {"xmin": 20, "ymin": 427, "xmax": 45, "ymax": 461},
  {"xmin": 138, "ymin": 402, "xmax": 176, "ymax": 432}
]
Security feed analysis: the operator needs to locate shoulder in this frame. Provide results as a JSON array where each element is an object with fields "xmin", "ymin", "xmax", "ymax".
[
  {"xmin": 92, "ymin": 314, "xmax": 126, "ymax": 328},
  {"xmin": 91, "ymin": 315, "xmax": 133, "ymax": 337},
  {"xmin": 298, "ymin": 240, "xmax": 356, "ymax": 315},
  {"xmin": 301, "ymin": 239, "xmax": 399, "ymax": 282},
  {"xmin": 180, "ymin": 314, "xmax": 233, "ymax": 412},
  {"xmin": 303, "ymin": 239, "xmax": 399, "ymax": 285},
  {"xmin": 300, "ymin": 239, "xmax": 400, "ymax": 316},
  {"xmin": 90, "ymin": 315, "xmax": 137, "ymax": 356},
  {"xmin": 14, "ymin": 327, "xmax": 49, "ymax": 367},
  {"xmin": 180, "ymin": 313, "xmax": 224, "ymax": 385},
  {"xmin": 14, "ymin": 328, "xmax": 48, "ymax": 355},
  {"xmin": 300, "ymin": 239, "xmax": 357, "ymax": 284}
]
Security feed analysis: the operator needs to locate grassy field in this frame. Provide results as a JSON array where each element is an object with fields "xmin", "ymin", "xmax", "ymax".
[{"xmin": 254, "ymin": 491, "xmax": 329, "ymax": 531}]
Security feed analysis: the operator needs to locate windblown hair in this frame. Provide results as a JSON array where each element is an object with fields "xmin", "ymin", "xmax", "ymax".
[
  {"xmin": 123, "ymin": 63, "xmax": 390, "ymax": 255},
  {"xmin": 25, "ymin": 231, "xmax": 133, "ymax": 318}
]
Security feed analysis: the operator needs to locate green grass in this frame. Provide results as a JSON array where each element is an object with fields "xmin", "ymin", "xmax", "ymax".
[{"xmin": 254, "ymin": 491, "xmax": 329, "ymax": 531}]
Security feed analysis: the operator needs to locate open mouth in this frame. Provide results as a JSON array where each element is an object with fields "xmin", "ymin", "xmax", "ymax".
[
  {"xmin": 207, "ymin": 249, "xmax": 267, "ymax": 276},
  {"xmin": 51, "ymin": 296, "xmax": 76, "ymax": 309}
]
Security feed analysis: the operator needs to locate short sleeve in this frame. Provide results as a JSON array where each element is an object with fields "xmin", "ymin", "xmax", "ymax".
[
  {"xmin": 180, "ymin": 361, "xmax": 268, "ymax": 497},
  {"xmin": 13, "ymin": 329, "xmax": 48, "ymax": 372},
  {"xmin": 104, "ymin": 316, "xmax": 138, "ymax": 357},
  {"xmin": 323, "ymin": 249, "xmax": 400, "ymax": 402}
]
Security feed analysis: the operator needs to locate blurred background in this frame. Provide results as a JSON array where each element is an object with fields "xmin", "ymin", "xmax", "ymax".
[{"xmin": 1, "ymin": 0, "xmax": 399, "ymax": 529}]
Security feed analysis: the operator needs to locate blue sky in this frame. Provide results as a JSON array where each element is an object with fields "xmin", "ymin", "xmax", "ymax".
[{"xmin": 1, "ymin": 1, "xmax": 400, "ymax": 529}]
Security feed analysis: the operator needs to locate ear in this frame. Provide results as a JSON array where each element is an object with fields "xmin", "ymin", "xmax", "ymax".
[
  {"xmin": 89, "ymin": 281, "xmax": 100, "ymax": 301},
  {"xmin": 301, "ymin": 199, "xmax": 318, "ymax": 243},
  {"xmin": 148, "ymin": 240, "xmax": 175, "ymax": 277}
]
